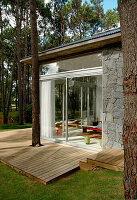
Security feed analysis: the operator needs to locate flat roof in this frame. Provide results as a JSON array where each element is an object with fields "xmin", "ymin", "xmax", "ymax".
[{"xmin": 21, "ymin": 28, "xmax": 121, "ymax": 65}]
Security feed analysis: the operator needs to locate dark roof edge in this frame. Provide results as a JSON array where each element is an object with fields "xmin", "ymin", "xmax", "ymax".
[
  {"xmin": 39, "ymin": 28, "xmax": 121, "ymax": 55},
  {"xmin": 21, "ymin": 28, "xmax": 121, "ymax": 62}
]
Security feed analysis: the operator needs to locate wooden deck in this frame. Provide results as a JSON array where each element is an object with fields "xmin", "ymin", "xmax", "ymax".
[
  {"xmin": 0, "ymin": 129, "xmax": 124, "ymax": 184},
  {"xmin": 0, "ymin": 129, "xmax": 95, "ymax": 183}
]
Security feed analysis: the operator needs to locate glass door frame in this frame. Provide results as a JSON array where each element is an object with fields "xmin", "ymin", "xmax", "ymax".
[{"xmin": 40, "ymin": 67, "xmax": 103, "ymax": 142}]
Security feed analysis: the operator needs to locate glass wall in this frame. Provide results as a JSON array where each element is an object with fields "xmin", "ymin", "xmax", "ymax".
[
  {"xmin": 40, "ymin": 73, "xmax": 102, "ymax": 142},
  {"xmin": 40, "ymin": 52, "xmax": 102, "ymax": 144}
]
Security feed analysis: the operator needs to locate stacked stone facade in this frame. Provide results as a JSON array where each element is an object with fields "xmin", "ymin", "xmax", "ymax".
[{"xmin": 102, "ymin": 45, "xmax": 124, "ymax": 149}]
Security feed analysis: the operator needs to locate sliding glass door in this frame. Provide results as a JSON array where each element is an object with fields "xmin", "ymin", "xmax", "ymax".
[
  {"xmin": 67, "ymin": 75, "xmax": 102, "ymax": 140},
  {"xmin": 54, "ymin": 79, "xmax": 66, "ymax": 140},
  {"xmin": 40, "ymin": 68, "xmax": 102, "ymax": 143}
]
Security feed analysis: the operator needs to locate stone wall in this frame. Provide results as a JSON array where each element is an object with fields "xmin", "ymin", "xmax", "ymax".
[{"xmin": 102, "ymin": 45, "xmax": 124, "ymax": 149}]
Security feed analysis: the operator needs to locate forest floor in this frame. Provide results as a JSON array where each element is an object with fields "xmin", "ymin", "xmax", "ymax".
[
  {"xmin": 0, "ymin": 161, "xmax": 124, "ymax": 200},
  {"xmin": 0, "ymin": 123, "xmax": 32, "ymax": 132}
]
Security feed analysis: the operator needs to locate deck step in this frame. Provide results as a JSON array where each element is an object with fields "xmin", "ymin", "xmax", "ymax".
[
  {"xmin": 79, "ymin": 161, "xmax": 96, "ymax": 171},
  {"xmin": 87, "ymin": 158, "xmax": 123, "ymax": 172}
]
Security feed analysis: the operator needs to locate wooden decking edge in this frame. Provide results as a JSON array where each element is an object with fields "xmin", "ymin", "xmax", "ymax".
[
  {"xmin": 0, "ymin": 159, "xmax": 46, "ymax": 185},
  {"xmin": 87, "ymin": 158, "xmax": 124, "ymax": 172}
]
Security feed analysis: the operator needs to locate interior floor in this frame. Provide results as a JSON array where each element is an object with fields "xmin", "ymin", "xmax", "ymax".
[
  {"xmin": 55, "ymin": 136, "xmax": 102, "ymax": 152},
  {"xmin": 53, "ymin": 128, "xmax": 102, "ymax": 152}
]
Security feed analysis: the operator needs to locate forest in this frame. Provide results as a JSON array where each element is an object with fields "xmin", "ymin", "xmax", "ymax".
[{"xmin": 0, "ymin": 0, "xmax": 119, "ymax": 125}]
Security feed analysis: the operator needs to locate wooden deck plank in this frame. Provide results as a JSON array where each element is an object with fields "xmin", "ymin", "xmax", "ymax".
[
  {"xmin": 44, "ymin": 163, "xmax": 79, "ymax": 183},
  {"xmin": 117, "ymin": 161, "xmax": 124, "ymax": 167},
  {"xmin": 10, "ymin": 145, "xmax": 63, "ymax": 168},
  {"xmin": 100, "ymin": 150, "xmax": 124, "ymax": 165},
  {"xmin": 44, "ymin": 154, "xmax": 94, "ymax": 182},
  {"xmin": 90, "ymin": 148, "xmax": 114, "ymax": 161},
  {"xmin": 41, "ymin": 156, "xmax": 88, "ymax": 182},
  {"xmin": 12, "ymin": 147, "xmax": 91, "ymax": 171},
  {"xmin": 109, "ymin": 154, "xmax": 124, "ymax": 165},
  {"xmin": 93, "ymin": 148, "xmax": 117, "ymax": 163},
  {"xmin": 26, "ymin": 152, "xmax": 89, "ymax": 176}
]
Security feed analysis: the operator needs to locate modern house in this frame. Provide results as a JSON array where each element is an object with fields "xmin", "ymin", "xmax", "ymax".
[{"xmin": 21, "ymin": 28, "xmax": 124, "ymax": 151}]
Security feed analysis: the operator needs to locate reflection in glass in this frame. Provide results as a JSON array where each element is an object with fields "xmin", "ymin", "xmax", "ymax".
[
  {"xmin": 67, "ymin": 76, "xmax": 102, "ymax": 138},
  {"xmin": 40, "ymin": 53, "xmax": 102, "ymax": 75},
  {"xmin": 54, "ymin": 79, "xmax": 66, "ymax": 139}
]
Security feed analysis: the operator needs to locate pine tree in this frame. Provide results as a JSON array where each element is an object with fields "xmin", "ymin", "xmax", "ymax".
[
  {"xmin": 118, "ymin": 0, "xmax": 137, "ymax": 199},
  {"xmin": 30, "ymin": 0, "xmax": 41, "ymax": 146}
]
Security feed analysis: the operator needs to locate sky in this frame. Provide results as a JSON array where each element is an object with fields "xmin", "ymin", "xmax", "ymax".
[
  {"xmin": 101, "ymin": 0, "xmax": 118, "ymax": 13},
  {"xmin": 44, "ymin": 0, "xmax": 118, "ymax": 13}
]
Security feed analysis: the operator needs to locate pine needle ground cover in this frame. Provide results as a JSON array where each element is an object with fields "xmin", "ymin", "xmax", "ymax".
[
  {"xmin": 0, "ymin": 123, "xmax": 32, "ymax": 132},
  {"xmin": 0, "ymin": 162, "xmax": 124, "ymax": 200}
]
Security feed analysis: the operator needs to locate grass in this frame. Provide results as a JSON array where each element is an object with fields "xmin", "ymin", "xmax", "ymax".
[
  {"xmin": 0, "ymin": 123, "xmax": 32, "ymax": 132},
  {"xmin": 0, "ymin": 162, "xmax": 124, "ymax": 200}
]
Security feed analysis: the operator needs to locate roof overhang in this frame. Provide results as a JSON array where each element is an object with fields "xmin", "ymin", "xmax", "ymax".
[{"xmin": 20, "ymin": 31, "xmax": 121, "ymax": 65}]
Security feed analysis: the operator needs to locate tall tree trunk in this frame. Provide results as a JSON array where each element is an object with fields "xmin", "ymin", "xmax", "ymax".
[
  {"xmin": 23, "ymin": 0, "xmax": 29, "ymax": 123},
  {"xmin": 23, "ymin": 65, "xmax": 26, "ymax": 122},
  {"xmin": 56, "ymin": 0, "xmax": 65, "ymax": 44},
  {"xmin": 16, "ymin": 74, "xmax": 18, "ymax": 111},
  {"xmin": 3, "ymin": 65, "xmax": 10, "ymax": 124},
  {"xmin": 0, "ymin": 5, "xmax": 7, "ymax": 124},
  {"xmin": 5, "ymin": 55, "xmax": 16, "ymax": 122},
  {"xmin": 0, "ymin": 5, "xmax": 16, "ymax": 124},
  {"xmin": 118, "ymin": 0, "xmax": 137, "ymax": 199},
  {"xmin": 27, "ymin": 65, "xmax": 30, "ymax": 104},
  {"xmin": 75, "ymin": 3, "xmax": 82, "ymax": 39},
  {"xmin": 16, "ymin": 0, "xmax": 24, "ymax": 125},
  {"xmin": 97, "ymin": 0, "xmax": 102, "ymax": 32},
  {"xmin": 29, "ymin": 0, "xmax": 40, "ymax": 146}
]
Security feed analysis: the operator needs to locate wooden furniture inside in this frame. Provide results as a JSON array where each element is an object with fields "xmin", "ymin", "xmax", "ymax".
[
  {"xmin": 68, "ymin": 120, "xmax": 80, "ymax": 128},
  {"xmin": 83, "ymin": 126, "xmax": 102, "ymax": 133},
  {"xmin": 55, "ymin": 120, "xmax": 81, "ymax": 135}
]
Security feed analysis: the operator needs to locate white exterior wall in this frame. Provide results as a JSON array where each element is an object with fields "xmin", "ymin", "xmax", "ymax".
[{"xmin": 40, "ymin": 80, "xmax": 55, "ymax": 139}]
